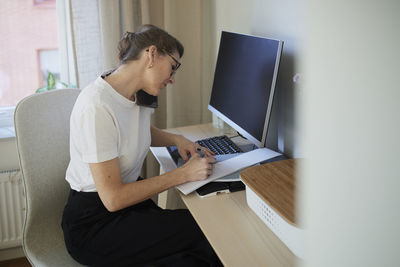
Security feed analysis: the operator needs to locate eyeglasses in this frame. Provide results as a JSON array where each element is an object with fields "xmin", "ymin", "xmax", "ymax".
[
  {"xmin": 163, "ymin": 50, "xmax": 181, "ymax": 77},
  {"xmin": 146, "ymin": 48, "xmax": 182, "ymax": 77}
]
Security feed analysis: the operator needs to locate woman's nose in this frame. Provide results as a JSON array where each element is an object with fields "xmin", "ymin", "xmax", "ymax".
[{"xmin": 168, "ymin": 76, "xmax": 175, "ymax": 84}]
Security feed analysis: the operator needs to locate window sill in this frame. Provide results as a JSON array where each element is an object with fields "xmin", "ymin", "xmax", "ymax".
[
  {"xmin": 0, "ymin": 106, "xmax": 16, "ymax": 139},
  {"xmin": 0, "ymin": 127, "xmax": 15, "ymax": 139}
]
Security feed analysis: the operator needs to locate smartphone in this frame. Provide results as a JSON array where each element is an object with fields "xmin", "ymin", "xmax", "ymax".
[{"xmin": 136, "ymin": 90, "xmax": 158, "ymax": 108}]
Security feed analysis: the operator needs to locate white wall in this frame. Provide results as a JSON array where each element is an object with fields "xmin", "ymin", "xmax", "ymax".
[
  {"xmin": 211, "ymin": 1, "xmax": 400, "ymax": 265},
  {"xmin": 300, "ymin": 1, "xmax": 400, "ymax": 266}
]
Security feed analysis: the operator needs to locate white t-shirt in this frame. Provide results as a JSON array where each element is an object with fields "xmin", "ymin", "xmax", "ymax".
[{"xmin": 66, "ymin": 76, "xmax": 154, "ymax": 192}]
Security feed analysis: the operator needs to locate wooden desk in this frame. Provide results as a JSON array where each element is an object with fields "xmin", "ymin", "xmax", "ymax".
[{"xmin": 150, "ymin": 123, "xmax": 297, "ymax": 267}]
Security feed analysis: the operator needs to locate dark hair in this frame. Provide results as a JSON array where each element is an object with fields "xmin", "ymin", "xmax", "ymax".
[{"xmin": 118, "ymin": 24, "xmax": 184, "ymax": 64}]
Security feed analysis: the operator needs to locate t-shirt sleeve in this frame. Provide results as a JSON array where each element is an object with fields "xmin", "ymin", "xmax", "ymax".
[{"xmin": 77, "ymin": 104, "xmax": 119, "ymax": 163}]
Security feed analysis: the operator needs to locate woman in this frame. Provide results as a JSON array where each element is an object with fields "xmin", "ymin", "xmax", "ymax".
[{"xmin": 61, "ymin": 24, "xmax": 221, "ymax": 267}]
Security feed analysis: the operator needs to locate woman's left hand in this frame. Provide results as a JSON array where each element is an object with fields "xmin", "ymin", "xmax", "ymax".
[{"xmin": 175, "ymin": 136, "xmax": 215, "ymax": 163}]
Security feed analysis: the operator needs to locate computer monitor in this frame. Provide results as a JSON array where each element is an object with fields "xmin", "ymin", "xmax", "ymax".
[{"xmin": 209, "ymin": 31, "xmax": 283, "ymax": 148}]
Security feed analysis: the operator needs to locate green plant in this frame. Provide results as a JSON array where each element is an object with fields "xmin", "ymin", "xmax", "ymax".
[{"xmin": 36, "ymin": 72, "xmax": 74, "ymax": 93}]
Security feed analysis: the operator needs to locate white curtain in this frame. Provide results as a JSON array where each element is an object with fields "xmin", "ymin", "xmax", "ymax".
[
  {"xmin": 60, "ymin": 0, "xmax": 214, "ymax": 180},
  {"xmin": 62, "ymin": 0, "xmax": 142, "ymax": 89}
]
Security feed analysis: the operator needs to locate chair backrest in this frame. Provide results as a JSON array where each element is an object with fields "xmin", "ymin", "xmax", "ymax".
[{"xmin": 14, "ymin": 89, "xmax": 83, "ymax": 266}]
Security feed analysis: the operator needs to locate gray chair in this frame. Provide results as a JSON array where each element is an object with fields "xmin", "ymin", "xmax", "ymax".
[{"xmin": 14, "ymin": 89, "xmax": 83, "ymax": 266}]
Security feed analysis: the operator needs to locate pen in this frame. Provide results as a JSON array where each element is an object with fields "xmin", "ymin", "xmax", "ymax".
[{"xmin": 197, "ymin": 148, "xmax": 205, "ymax": 158}]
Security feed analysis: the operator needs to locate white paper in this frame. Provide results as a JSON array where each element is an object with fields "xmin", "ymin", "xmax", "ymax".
[
  {"xmin": 214, "ymin": 171, "xmax": 241, "ymax": 182},
  {"xmin": 176, "ymin": 148, "xmax": 282, "ymax": 195},
  {"xmin": 149, "ymin": 147, "xmax": 177, "ymax": 173}
]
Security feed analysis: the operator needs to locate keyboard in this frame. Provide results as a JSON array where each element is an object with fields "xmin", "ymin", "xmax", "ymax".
[
  {"xmin": 196, "ymin": 135, "xmax": 243, "ymax": 155},
  {"xmin": 167, "ymin": 135, "xmax": 243, "ymax": 168}
]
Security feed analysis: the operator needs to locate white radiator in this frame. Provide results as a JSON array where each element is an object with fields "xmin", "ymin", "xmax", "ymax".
[{"xmin": 0, "ymin": 169, "xmax": 25, "ymax": 249}]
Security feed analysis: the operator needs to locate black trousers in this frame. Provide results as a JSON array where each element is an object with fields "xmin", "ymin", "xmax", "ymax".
[{"xmin": 61, "ymin": 189, "xmax": 222, "ymax": 267}]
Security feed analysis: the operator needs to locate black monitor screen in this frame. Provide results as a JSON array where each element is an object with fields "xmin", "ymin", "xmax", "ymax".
[{"xmin": 209, "ymin": 31, "xmax": 283, "ymax": 147}]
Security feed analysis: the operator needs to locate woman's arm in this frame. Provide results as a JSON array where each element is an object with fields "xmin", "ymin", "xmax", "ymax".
[
  {"xmin": 90, "ymin": 155, "xmax": 214, "ymax": 212},
  {"xmin": 150, "ymin": 125, "xmax": 182, "ymax": 147},
  {"xmin": 150, "ymin": 126, "xmax": 214, "ymax": 161}
]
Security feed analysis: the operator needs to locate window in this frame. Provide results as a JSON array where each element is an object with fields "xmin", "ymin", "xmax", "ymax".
[{"xmin": 0, "ymin": 0, "xmax": 59, "ymax": 137}]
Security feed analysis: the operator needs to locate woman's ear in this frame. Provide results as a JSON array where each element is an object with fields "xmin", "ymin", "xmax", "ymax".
[{"xmin": 146, "ymin": 45, "xmax": 157, "ymax": 68}]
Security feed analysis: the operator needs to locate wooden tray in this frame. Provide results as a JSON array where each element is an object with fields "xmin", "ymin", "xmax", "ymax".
[{"xmin": 240, "ymin": 159, "xmax": 297, "ymax": 225}]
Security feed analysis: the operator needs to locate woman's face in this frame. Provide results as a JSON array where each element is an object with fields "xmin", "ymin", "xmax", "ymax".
[{"xmin": 144, "ymin": 49, "xmax": 181, "ymax": 96}]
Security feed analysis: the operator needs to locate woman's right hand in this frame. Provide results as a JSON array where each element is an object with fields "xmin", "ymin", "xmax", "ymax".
[{"xmin": 179, "ymin": 153, "xmax": 216, "ymax": 183}]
